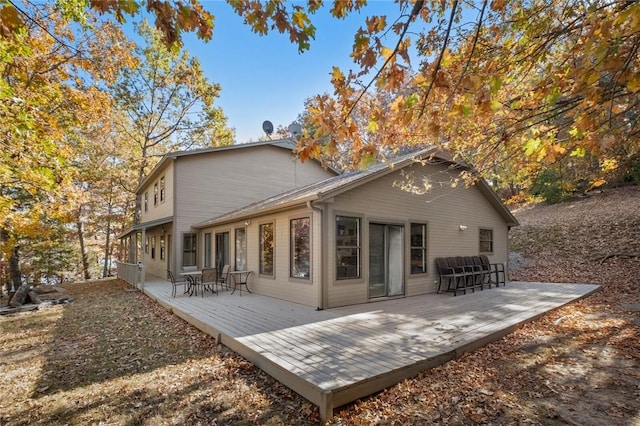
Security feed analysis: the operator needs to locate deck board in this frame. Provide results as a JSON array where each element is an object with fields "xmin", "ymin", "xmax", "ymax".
[{"xmin": 141, "ymin": 279, "xmax": 600, "ymax": 420}]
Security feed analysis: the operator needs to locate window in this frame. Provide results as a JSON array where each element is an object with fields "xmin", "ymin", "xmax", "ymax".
[
  {"xmin": 183, "ymin": 233, "xmax": 197, "ymax": 266},
  {"xmin": 153, "ymin": 182, "xmax": 158, "ymax": 206},
  {"xmin": 151, "ymin": 236, "xmax": 156, "ymax": 259},
  {"xmin": 160, "ymin": 176, "xmax": 165, "ymax": 202},
  {"xmin": 290, "ymin": 217, "xmax": 310, "ymax": 279},
  {"xmin": 259, "ymin": 223, "xmax": 274, "ymax": 275},
  {"xmin": 336, "ymin": 216, "xmax": 360, "ymax": 279},
  {"xmin": 145, "ymin": 236, "xmax": 149, "ymax": 254},
  {"xmin": 480, "ymin": 228, "xmax": 494, "ymax": 253},
  {"xmin": 204, "ymin": 233, "xmax": 212, "ymax": 268},
  {"xmin": 160, "ymin": 235, "xmax": 165, "ymax": 260},
  {"xmin": 144, "ymin": 192, "xmax": 148, "ymax": 212},
  {"xmin": 410, "ymin": 223, "xmax": 427, "ymax": 274},
  {"xmin": 235, "ymin": 228, "xmax": 247, "ymax": 271}
]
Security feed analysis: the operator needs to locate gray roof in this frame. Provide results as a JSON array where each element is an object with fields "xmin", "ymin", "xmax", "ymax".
[{"xmin": 194, "ymin": 147, "xmax": 518, "ymax": 229}]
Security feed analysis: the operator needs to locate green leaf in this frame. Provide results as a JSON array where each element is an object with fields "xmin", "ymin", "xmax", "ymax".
[
  {"xmin": 366, "ymin": 119, "xmax": 378, "ymax": 133},
  {"xmin": 570, "ymin": 147, "xmax": 586, "ymax": 157}
]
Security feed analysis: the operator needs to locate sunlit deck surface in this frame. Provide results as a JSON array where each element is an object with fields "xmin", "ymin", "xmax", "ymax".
[{"xmin": 142, "ymin": 279, "xmax": 600, "ymax": 420}]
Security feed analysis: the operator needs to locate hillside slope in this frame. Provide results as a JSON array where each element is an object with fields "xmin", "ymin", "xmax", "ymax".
[
  {"xmin": 503, "ymin": 186, "xmax": 640, "ymax": 424},
  {"xmin": 510, "ymin": 185, "xmax": 640, "ymax": 288}
]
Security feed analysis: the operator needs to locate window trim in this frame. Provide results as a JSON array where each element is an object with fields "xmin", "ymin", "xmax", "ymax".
[
  {"xmin": 203, "ymin": 232, "xmax": 212, "ymax": 268},
  {"xmin": 479, "ymin": 227, "xmax": 494, "ymax": 253},
  {"xmin": 410, "ymin": 222, "xmax": 428, "ymax": 275},
  {"xmin": 290, "ymin": 216, "xmax": 311, "ymax": 280},
  {"xmin": 160, "ymin": 176, "xmax": 165, "ymax": 202},
  {"xmin": 259, "ymin": 222, "xmax": 275, "ymax": 276},
  {"xmin": 153, "ymin": 182, "xmax": 158, "ymax": 206},
  {"xmin": 335, "ymin": 215, "xmax": 361, "ymax": 280},
  {"xmin": 144, "ymin": 192, "xmax": 148, "ymax": 212}
]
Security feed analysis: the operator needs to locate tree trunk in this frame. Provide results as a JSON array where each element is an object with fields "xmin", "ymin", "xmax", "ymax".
[
  {"xmin": 77, "ymin": 207, "xmax": 91, "ymax": 280},
  {"xmin": 9, "ymin": 245, "xmax": 21, "ymax": 294},
  {"xmin": 103, "ymin": 187, "xmax": 114, "ymax": 278}
]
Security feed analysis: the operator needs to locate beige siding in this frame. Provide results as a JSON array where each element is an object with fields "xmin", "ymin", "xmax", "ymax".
[
  {"xmin": 141, "ymin": 229, "xmax": 168, "ymax": 278},
  {"xmin": 173, "ymin": 145, "xmax": 333, "ymax": 271},
  {"xmin": 140, "ymin": 162, "xmax": 174, "ymax": 223},
  {"xmin": 201, "ymin": 207, "xmax": 320, "ymax": 307},
  {"xmin": 325, "ymin": 162, "xmax": 510, "ymax": 308}
]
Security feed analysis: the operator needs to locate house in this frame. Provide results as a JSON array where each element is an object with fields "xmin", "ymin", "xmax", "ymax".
[
  {"xmin": 118, "ymin": 139, "xmax": 337, "ymax": 279},
  {"xmin": 193, "ymin": 147, "xmax": 519, "ymax": 309}
]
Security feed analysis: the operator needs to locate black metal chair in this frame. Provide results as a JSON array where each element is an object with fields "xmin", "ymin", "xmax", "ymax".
[
  {"xmin": 464, "ymin": 256, "xmax": 484, "ymax": 290},
  {"xmin": 480, "ymin": 255, "xmax": 506, "ymax": 286},
  {"xmin": 217, "ymin": 264, "xmax": 231, "ymax": 291},
  {"xmin": 436, "ymin": 257, "xmax": 467, "ymax": 295},
  {"xmin": 167, "ymin": 270, "xmax": 187, "ymax": 298},
  {"xmin": 472, "ymin": 256, "xmax": 492, "ymax": 288},
  {"xmin": 201, "ymin": 267, "xmax": 218, "ymax": 295}
]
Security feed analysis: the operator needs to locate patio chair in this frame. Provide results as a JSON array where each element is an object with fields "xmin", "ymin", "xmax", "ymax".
[
  {"xmin": 167, "ymin": 270, "xmax": 187, "ymax": 298},
  {"xmin": 201, "ymin": 267, "xmax": 218, "ymax": 295},
  {"xmin": 218, "ymin": 264, "xmax": 231, "ymax": 291},
  {"xmin": 480, "ymin": 255, "xmax": 506, "ymax": 286},
  {"xmin": 436, "ymin": 257, "xmax": 467, "ymax": 296},
  {"xmin": 464, "ymin": 256, "xmax": 484, "ymax": 290},
  {"xmin": 452, "ymin": 257, "xmax": 476, "ymax": 293},
  {"xmin": 472, "ymin": 256, "xmax": 493, "ymax": 288}
]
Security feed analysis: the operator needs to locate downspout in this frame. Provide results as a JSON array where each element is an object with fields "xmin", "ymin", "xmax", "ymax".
[{"xmin": 308, "ymin": 200, "xmax": 326, "ymax": 310}]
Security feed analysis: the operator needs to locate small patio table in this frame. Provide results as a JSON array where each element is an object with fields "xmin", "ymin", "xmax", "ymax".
[
  {"xmin": 229, "ymin": 270, "xmax": 252, "ymax": 295},
  {"xmin": 180, "ymin": 270, "xmax": 202, "ymax": 296}
]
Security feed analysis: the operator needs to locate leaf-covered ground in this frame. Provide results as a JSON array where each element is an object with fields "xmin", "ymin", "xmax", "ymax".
[{"xmin": 1, "ymin": 186, "xmax": 639, "ymax": 425}]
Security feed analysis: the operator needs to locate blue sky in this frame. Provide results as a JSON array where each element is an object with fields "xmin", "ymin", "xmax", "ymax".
[{"xmin": 178, "ymin": 2, "xmax": 403, "ymax": 143}]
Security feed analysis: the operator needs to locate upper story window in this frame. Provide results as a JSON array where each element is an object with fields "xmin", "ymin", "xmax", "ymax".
[
  {"xmin": 144, "ymin": 192, "xmax": 148, "ymax": 212},
  {"xmin": 160, "ymin": 176, "xmax": 165, "ymax": 202},
  {"xmin": 479, "ymin": 228, "xmax": 494, "ymax": 253},
  {"xmin": 259, "ymin": 223, "xmax": 274, "ymax": 275},
  {"xmin": 336, "ymin": 216, "xmax": 360, "ymax": 280},
  {"xmin": 290, "ymin": 217, "xmax": 310, "ymax": 279},
  {"xmin": 410, "ymin": 223, "xmax": 427, "ymax": 274},
  {"xmin": 153, "ymin": 182, "xmax": 158, "ymax": 206}
]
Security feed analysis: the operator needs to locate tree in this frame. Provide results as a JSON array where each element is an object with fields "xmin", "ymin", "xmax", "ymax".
[
  {"xmin": 0, "ymin": 3, "xmax": 135, "ymax": 289},
  {"xmin": 111, "ymin": 20, "xmax": 233, "ymax": 185}
]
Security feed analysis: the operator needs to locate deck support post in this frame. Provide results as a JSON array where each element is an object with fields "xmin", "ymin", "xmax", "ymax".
[{"xmin": 319, "ymin": 390, "xmax": 333, "ymax": 422}]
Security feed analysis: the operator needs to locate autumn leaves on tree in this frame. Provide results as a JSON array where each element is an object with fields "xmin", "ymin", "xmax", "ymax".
[{"xmin": 1, "ymin": 0, "xmax": 639, "ymax": 284}]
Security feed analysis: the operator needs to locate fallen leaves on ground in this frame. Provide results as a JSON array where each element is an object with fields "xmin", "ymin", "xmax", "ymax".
[{"xmin": 1, "ymin": 186, "xmax": 639, "ymax": 425}]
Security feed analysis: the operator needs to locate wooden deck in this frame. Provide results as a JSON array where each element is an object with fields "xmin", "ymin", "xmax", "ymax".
[{"xmin": 141, "ymin": 279, "xmax": 600, "ymax": 420}]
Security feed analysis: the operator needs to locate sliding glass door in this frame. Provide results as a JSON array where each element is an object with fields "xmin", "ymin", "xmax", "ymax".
[{"xmin": 369, "ymin": 223, "xmax": 404, "ymax": 298}]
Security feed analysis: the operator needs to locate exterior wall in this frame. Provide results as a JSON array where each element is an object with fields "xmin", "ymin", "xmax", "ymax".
[
  {"xmin": 141, "ymin": 228, "xmax": 169, "ymax": 279},
  {"xmin": 200, "ymin": 207, "xmax": 320, "ymax": 307},
  {"xmin": 324, "ymin": 162, "xmax": 510, "ymax": 308},
  {"xmin": 139, "ymin": 162, "xmax": 174, "ymax": 223},
  {"xmin": 173, "ymin": 145, "xmax": 334, "ymax": 272}
]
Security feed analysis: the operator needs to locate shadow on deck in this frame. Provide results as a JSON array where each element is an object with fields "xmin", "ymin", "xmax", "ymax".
[{"xmin": 140, "ymin": 278, "xmax": 600, "ymax": 421}]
